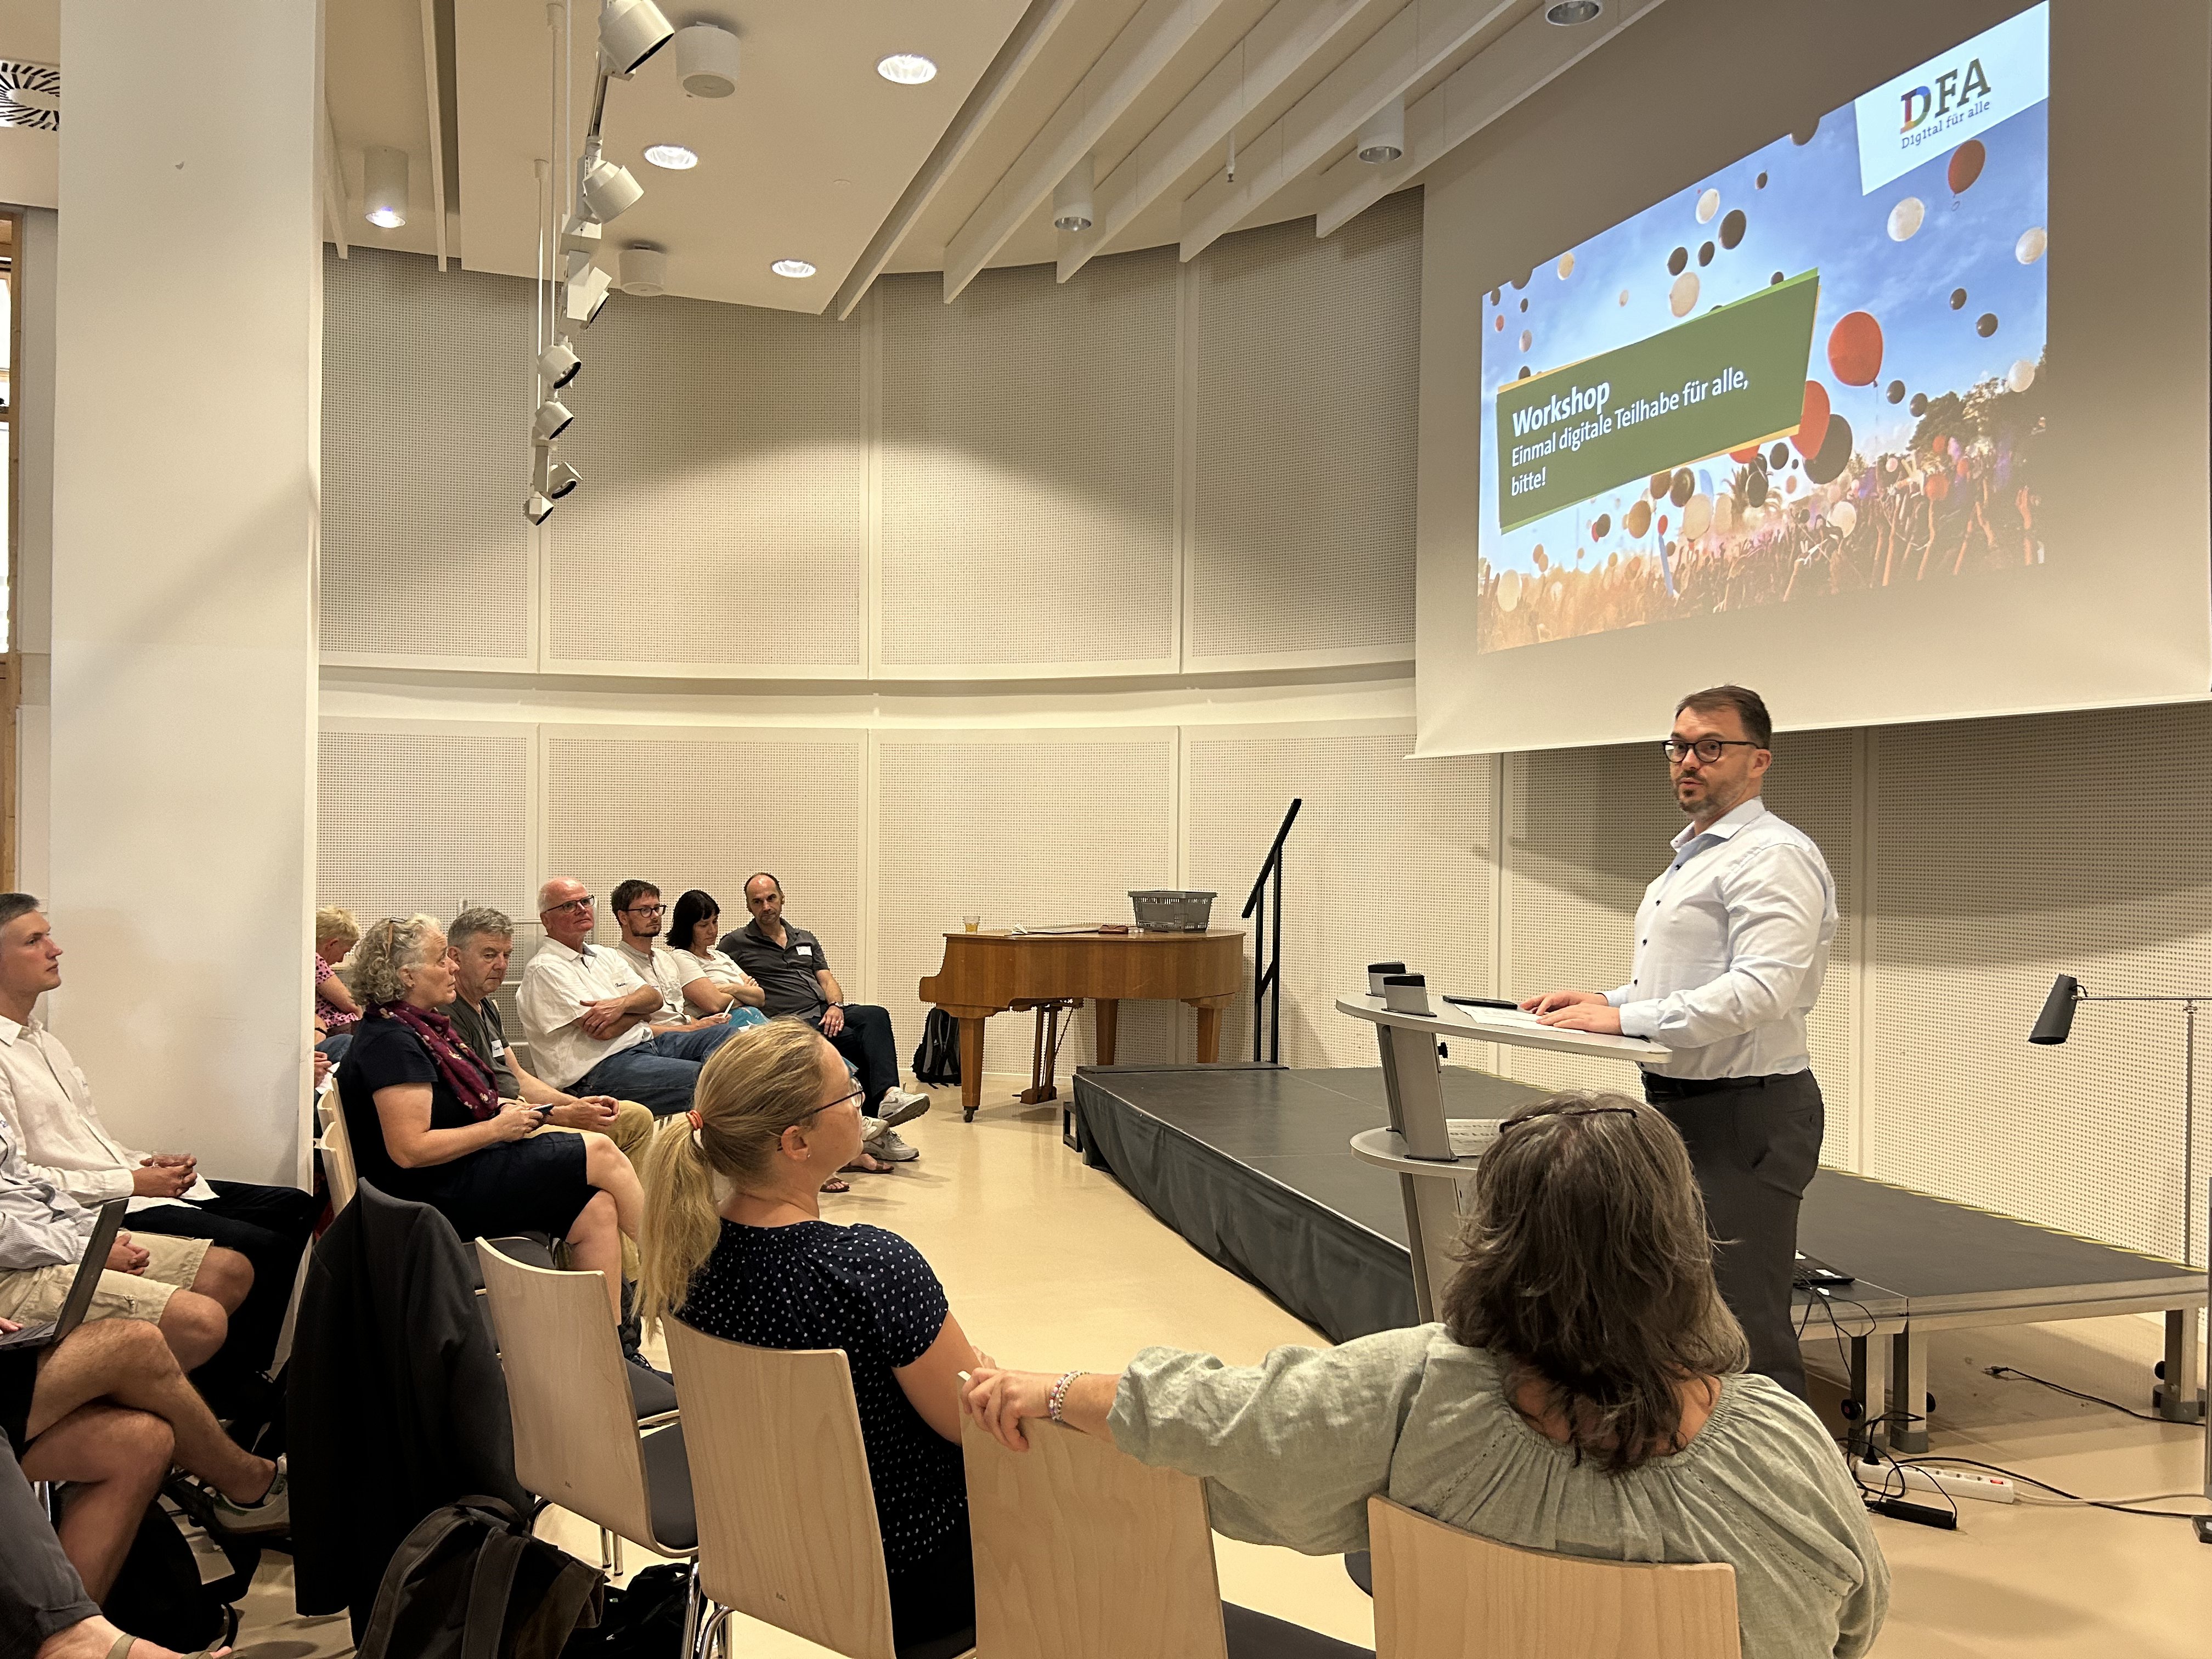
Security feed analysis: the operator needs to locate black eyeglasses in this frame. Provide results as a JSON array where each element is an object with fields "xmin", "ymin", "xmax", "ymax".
[
  {"xmin": 1662, "ymin": 737, "xmax": 1760, "ymax": 764},
  {"xmin": 803, "ymin": 1086, "xmax": 866, "ymax": 1120},
  {"xmin": 620, "ymin": 904, "xmax": 665, "ymax": 917}
]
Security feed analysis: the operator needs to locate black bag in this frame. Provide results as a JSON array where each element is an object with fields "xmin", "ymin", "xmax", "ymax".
[
  {"xmin": 358, "ymin": 1496, "xmax": 603, "ymax": 1659},
  {"xmin": 562, "ymin": 1562, "xmax": 691, "ymax": 1655},
  {"xmin": 912, "ymin": 1007, "xmax": 961, "ymax": 1087},
  {"xmin": 100, "ymin": 1501, "xmax": 242, "ymax": 1654}
]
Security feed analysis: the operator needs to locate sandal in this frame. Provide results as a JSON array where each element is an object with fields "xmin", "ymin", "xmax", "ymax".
[
  {"xmin": 842, "ymin": 1151, "xmax": 891, "ymax": 1175},
  {"xmin": 108, "ymin": 1637, "xmax": 232, "ymax": 1657},
  {"xmin": 820, "ymin": 1175, "xmax": 851, "ymax": 1194}
]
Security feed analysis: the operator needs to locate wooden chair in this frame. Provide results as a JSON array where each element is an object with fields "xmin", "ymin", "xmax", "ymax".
[
  {"xmin": 476, "ymin": 1240, "xmax": 697, "ymax": 1627},
  {"xmin": 960, "ymin": 1404, "xmax": 1368, "ymax": 1659},
  {"xmin": 662, "ymin": 1316, "xmax": 975, "ymax": 1659},
  {"xmin": 317, "ymin": 1093, "xmax": 358, "ymax": 1213},
  {"xmin": 1365, "ymin": 1496, "xmax": 1740, "ymax": 1659}
]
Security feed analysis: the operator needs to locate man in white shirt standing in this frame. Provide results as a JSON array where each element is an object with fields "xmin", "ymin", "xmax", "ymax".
[
  {"xmin": 1523, "ymin": 686, "xmax": 1836, "ymax": 1399},
  {"xmin": 518, "ymin": 878, "xmax": 746, "ymax": 1118}
]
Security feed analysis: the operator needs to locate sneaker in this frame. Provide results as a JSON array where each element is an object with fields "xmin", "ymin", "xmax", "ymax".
[
  {"xmin": 861, "ymin": 1115, "xmax": 887, "ymax": 1142},
  {"xmin": 211, "ymin": 1459, "xmax": 290, "ymax": 1535},
  {"xmin": 872, "ymin": 1128, "xmax": 920, "ymax": 1163},
  {"xmin": 877, "ymin": 1089, "xmax": 932, "ymax": 1128}
]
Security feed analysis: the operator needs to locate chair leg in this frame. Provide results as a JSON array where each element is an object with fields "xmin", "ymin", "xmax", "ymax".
[{"xmin": 680, "ymin": 1565, "xmax": 703, "ymax": 1658}]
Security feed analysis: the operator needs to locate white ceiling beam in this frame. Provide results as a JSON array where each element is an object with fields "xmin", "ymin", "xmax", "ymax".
[
  {"xmin": 1176, "ymin": 0, "xmax": 1517, "ymax": 263},
  {"xmin": 1314, "ymin": 0, "xmax": 1666, "ymax": 237},
  {"xmin": 833, "ymin": 0, "xmax": 1082, "ymax": 321},
  {"xmin": 320, "ymin": 82, "xmax": 349, "ymax": 258},
  {"xmin": 418, "ymin": 0, "xmax": 450, "ymax": 270},
  {"xmin": 1057, "ymin": 0, "xmax": 1386, "ymax": 285},
  {"xmin": 944, "ymin": 0, "xmax": 1238, "ymax": 303}
]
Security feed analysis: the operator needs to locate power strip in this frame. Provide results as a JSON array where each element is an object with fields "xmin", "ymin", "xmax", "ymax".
[{"xmin": 1895, "ymin": 1465, "xmax": 2015, "ymax": 1504}]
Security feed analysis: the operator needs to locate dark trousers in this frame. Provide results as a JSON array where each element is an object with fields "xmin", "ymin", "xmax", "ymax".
[
  {"xmin": 0, "ymin": 1433, "xmax": 99, "ymax": 1651},
  {"xmin": 1643, "ymin": 1069, "xmax": 1824, "ymax": 1400},
  {"xmin": 820, "ymin": 1005, "xmax": 900, "ymax": 1111},
  {"xmin": 128, "ymin": 1179, "xmax": 320, "ymax": 1409}
]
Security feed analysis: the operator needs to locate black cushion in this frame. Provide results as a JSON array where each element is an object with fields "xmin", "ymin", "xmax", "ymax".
[
  {"xmin": 1222, "ymin": 1601, "xmax": 1373, "ymax": 1659},
  {"xmin": 897, "ymin": 1628, "xmax": 977, "ymax": 1659},
  {"xmin": 639, "ymin": 1424, "xmax": 696, "ymax": 1553},
  {"xmin": 627, "ymin": 1358, "xmax": 678, "ymax": 1419},
  {"xmin": 480, "ymin": 1232, "xmax": 559, "ymax": 1271},
  {"xmin": 1344, "ymin": 1551, "xmax": 1373, "ymax": 1595}
]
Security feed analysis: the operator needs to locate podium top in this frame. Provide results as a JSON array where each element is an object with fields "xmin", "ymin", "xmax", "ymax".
[{"xmin": 1334, "ymin": 994, "xmax": 1669, "ymax": 1063}]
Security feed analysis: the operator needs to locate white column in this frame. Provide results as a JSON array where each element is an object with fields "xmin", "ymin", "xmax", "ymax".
[{"xmin": 49, "ymin": 2, "xmax": 320, "ymax": 1184}]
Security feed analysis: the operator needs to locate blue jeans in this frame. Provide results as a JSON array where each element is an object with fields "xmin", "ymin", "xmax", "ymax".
[{"xmin": 573, "ymin": 1012, "xmax": 764, "ymax": 1116}]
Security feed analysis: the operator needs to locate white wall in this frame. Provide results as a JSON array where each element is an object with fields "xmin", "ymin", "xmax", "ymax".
[
  {"xmin": 14, "ymin": 205, "xmax": 54, "ymax": 901},
  {"xmin": 49, "ymin": 4, "xmax": 320, "ymax": 1186}
]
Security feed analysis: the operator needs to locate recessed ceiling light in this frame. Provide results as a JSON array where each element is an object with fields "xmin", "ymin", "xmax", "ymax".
[
  {"xmin": 366, "ymin": 207, "xmax": 405, "ymax": 229},
  {"xmin": 876, "ymin": 53, "xmax": 936, "ymax": 85},
  {"xmin": 1545, "ymin": 1, "xmax": 1602, "ymax": 23},
  {"xmin": 771, "ymin": 258, "xmax": 817, "ymax": 279},
  {"xmin": 642, "ymin": 143, "xmax": 698, "ymax": 170}
]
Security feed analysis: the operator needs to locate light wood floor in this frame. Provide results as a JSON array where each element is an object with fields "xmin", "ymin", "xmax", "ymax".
[{"xmin": 216, "ymin": 1076, "xmax": 2208, "ymax": 1656}]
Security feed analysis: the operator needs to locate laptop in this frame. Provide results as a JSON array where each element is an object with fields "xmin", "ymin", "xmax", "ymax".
[{"xmin": 0, "ymin": 1199, "xmax": 128, "ymax": 1351}]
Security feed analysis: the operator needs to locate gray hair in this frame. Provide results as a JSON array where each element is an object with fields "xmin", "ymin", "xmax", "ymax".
[
  {"xmin": 448, "ymin": 906, "xmax": 515, "ymax": 954},
  {"xmin": 348, "ymin": 913, "xmax": 446, "ymax": 1006}
]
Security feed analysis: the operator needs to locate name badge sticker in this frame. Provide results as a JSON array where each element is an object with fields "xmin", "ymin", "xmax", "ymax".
[{"xmin": 797, "ymin": 944, "xmax": 813, "ymax": 957}]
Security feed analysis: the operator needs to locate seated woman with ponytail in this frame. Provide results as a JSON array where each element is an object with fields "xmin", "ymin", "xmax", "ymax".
[
  {"xmin": 963, "ymin": 1093, "xmax": 1888, "ymax": 1659},
  {"xmin": 337, "ymin": 915, "xmax": 645, "ymax": 1321},
  {"xmin": 640, "ymin": 1019, "xmax": 988, "ymax": 1653}
]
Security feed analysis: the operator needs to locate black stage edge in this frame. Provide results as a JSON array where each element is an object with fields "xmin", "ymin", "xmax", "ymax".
[{"xmin": 1071, "ymin": 1064, "xmax": 1542, "ymax": 1342}]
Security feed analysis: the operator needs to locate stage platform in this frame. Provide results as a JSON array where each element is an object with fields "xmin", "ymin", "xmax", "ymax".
[{"xmin": 1070, "ymin": 1063, "xmax": 2207, "ymax": 1449}]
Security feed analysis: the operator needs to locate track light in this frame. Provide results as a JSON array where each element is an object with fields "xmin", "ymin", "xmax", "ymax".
[
  {"xmin": 525, "ymin": 491, "xmax": 556, "ymax": 526},
  {"xmin": 1052, "ymin": 154, "xmax": 1094, "ymax": 233},
  {"xmin": 620, "ymin": 244, "xmax": 668, "ymax": 296},
  {"xmin": 567, "ymin": 265, "xmax": 615, "ymax": 326},
  {"xmin": 1356, "ymin": 99, "xmax": 1406, "ymax": 165},
  {"xmin": 533, "ymin": 397, "xmax": 575, "ymax": 441},
  {"xmin": 538, "ymin": 335, "xmax": 582, "ymax": 391},
  {"xmin": 1545, "ymin": 1, "xmax": 1604, "ymax": 24},
  {"xmin": 600, "ymin": 0, "xmax": 675, "ymax": 77},
  {"xmin": 578, "ymin": 142, "xmax": 645, "ymax": 223},
  {"xmin": 533, "ymin": 442, "xmax": 582, "ymax": 503},
  {"xmin": 363, "ymin": 145, "xmax": 409, "ymax": 228},
  {"xmin": 673, "ymin": 23, "xmax": 740, "ymax": 97}
]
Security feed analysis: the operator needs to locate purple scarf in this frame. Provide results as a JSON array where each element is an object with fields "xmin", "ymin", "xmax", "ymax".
[{"xmin": 377, "ymin": 1001, "xmax": 503, "ymax": 1122}]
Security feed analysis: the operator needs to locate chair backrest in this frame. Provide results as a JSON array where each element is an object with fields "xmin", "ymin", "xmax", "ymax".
[
  {"xmin": 661, "ymin": 1315, "xmax": 895, "ymax": 1659},
  {"xmin": 475, "ymin": 1240, "xmax": 671, "ymax": 1553},
  {"xmin": 960, "ymin": 1404, "xmax": 1227, "ymax": 1659},
  {"xmin": 1367, "ymin": 1496, "xmax": 1741, "ymax": 1659},
  {"xmin": 318, "ymin": 1094, "xmax": 359, "ymax": 1214}
]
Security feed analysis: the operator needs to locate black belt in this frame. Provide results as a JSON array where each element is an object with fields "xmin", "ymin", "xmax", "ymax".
[{"xmin": 1640, "ymin": 1071, "xmax": 1799, "ymax": 1102}]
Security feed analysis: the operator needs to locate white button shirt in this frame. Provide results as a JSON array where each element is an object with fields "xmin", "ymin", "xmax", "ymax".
[
  {"xmin": 516, "ymin": 938, "xmax": 654, "ymax": 1088},
  {"xmin": 0, "ymin": 1014, "xmax": 212, "ymax": 1211},
  {"xmin": 1608, "ymin": 797, "xmax": 1837, "ymax": 1080}
]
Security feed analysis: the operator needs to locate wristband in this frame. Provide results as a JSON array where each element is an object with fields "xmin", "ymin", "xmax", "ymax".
[{"xmin": 1046, "ymin": 1369, "xmax": 1087, "ymax": 1424}]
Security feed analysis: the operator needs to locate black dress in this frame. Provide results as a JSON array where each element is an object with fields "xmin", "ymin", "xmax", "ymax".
[{"xmin": 337, "ymin": 1012, "xmax": 594, "ymax": 1241}]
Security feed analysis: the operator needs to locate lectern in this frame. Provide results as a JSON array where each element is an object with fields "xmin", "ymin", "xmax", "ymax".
[{"xmin": 1336, "ymin": 983, "xmax": 1669, "ymax": 1319}]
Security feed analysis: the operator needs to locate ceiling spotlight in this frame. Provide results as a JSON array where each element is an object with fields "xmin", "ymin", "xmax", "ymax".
[
  {"xmin": 1052, "ymin": 154, "xmax": 1094, "ymax": 233},
  {"xmin": 567, "ymin": 264, "xmax": 614, "ymax": 325},
  {"xmin": 363, "ymin": 145, "xmax": 409, "ymax": 228},
  {"xmin": 525, "ymin": 491, "xmax": 556, "ymax": 526},
  {"xmin": 877, "ymin": 53, "xmax": 936, "ymax": 85},
  {"xmin": 600, "ymin": 0, "xmax": 675, "ymax": 77},
  {"xmin": 538, "ymin": 335, "xmax": 582, "ymax": 391},
  {"xmin": 642, "ymin": 143, "xmax": 697, "ymax": 170},
  {"xmin": 621, "ymin": 244, "xmax": 668, "ymax": 296},
  {"xmin": 770, "ymin": 258, "xmax": 816, "ymax": 279},
  {"xmin": 533, "ymin": 397, "xmax": 575, "ymax": 441},
  {"xmin": 1356, "ymin": 99, "xmax": 1406, "ymax": 165},
  {"xmin": 546, "ymin": 458, "xmax": 582, "ymax": 500},
  {"xmin": 578, "ymin": 143, "xmax": 645, "ymax": 223},
  {"xmin": 1545, "ymin": 1, "xmax": 1602, "ymax": 22},
  {"xmin": 673, "ymin": 23, "xmax": 741, "ymax": 97}
]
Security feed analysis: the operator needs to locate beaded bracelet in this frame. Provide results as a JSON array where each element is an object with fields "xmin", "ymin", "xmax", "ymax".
[{"xmin": 1046, "ymin": 1369, "xmax": 1087, "ymax": 1424}]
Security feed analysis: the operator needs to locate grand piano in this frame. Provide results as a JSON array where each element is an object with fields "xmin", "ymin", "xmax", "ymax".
[{"xmin": 918, "ymin": 928, "xmax": 1245, "ymax": 1119}]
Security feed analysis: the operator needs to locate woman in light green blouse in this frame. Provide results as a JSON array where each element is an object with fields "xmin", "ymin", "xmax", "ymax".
[{"xmin": 963, "ymin": 1093, "xmax": 1888, "ymax": 1659}]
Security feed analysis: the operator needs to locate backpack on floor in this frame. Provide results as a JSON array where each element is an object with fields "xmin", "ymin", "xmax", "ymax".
[
  {"xmin": 358, "ymin": 1496, "xmax": 602, "ymax": 1659},
  {"xmin": 561, "ymin": 1562, "xmax": 691, "ymax": 1655},
  {"xmin": 100, "ymin": 1499, "xmax": 244, "ymax": 1654},
  {"xmin": 912, "ymin": 1007, "xmax": 961, "ymax": 1087}
]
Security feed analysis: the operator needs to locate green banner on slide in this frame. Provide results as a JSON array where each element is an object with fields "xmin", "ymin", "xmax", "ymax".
[{"xmin": 1493, "ymin": 273, "xmax": 1822, "ymax": 533}]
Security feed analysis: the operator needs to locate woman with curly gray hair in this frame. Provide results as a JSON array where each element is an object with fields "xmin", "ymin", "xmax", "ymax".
[
  {"xmin": 962, "ymin": 1093, "xmax": 1888, "ymax": 1658},
  {"xmin": 335, "ymin": 915, "xmax": 643, "ymax": 1320}
]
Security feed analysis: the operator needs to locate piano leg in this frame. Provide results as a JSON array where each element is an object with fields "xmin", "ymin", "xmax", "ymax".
[
  {"xmin": 1093, "ymin": 999, "xmax": 1119, "ymax": 1067},
  {"xmin": 1194, "ymin": 1001, "xmax": 1223, "ymax": 1064},
  {"xmin": 959, "ymin": 1018, "xmax": 986, "ymax": 1121}
]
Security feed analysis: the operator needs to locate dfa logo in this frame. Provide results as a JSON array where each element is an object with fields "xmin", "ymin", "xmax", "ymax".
[{"xmin": 1899, "ymin": 58, "xmax": 1994, "ymax": 133}]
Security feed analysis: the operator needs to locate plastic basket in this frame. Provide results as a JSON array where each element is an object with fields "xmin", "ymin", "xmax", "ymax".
[{"xmin": 1128, "ymin": 889, "xmax": 1216, "ymax": 932}]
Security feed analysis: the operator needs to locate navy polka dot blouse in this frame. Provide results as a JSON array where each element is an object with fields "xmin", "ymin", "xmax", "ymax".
[{"xmin": 678, "ymin": 1219, "xmax": 966, "ymax": 1570}]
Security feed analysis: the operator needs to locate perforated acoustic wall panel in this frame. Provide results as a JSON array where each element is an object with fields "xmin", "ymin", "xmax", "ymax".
[
  {"xmin": 546, "ymin": 295, "xmax": 869, "ymax": 673},
  {"xmin": 877, "ymin": 254, "xmax": 1179, "ymax": 672},
  {"xmin": 321, "ymin": 249, "xmax": 533, "ymax": 662},
  {"xmin": 1866, "ymin": 706, "xmax": 2212, "ymax": 1263},
  {"xmin": 541, "ymin": 730, "xmax": 866, "ymax": 997},
  {"xmin": 1187, "ymin": 196, "xmax": 1421, "ymax": 667},
  {"xmin": 875, "ymin": 732, "xmax": 1178, "ymax": 1074},
  {"xmin": 1757, "ymin": 729, "xmax": 1859, "ymax": 1166},
  {"xmin": 1183, "ymin": 723, "xmax": 1494, "ymax": 1070}
]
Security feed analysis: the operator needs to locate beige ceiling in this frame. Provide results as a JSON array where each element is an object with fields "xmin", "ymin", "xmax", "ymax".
[{"xmin": 308, "ymin": 0, "xmax": 1663, "ymax": 317}]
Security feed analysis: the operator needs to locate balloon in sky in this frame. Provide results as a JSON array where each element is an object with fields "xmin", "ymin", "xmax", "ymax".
[
  {"xmin": 1697, "ymin": 468, "xmax": 1714, "ymax": 499},
  {"xmin": 1976, "ymin": 312, "xmax": 1999, "ymax": 338},
  {"xmin": 1730, "ymin": 444, "xmax": 1761, "ymax": 464},
  {"xmin": 1669, "ymin": 469, "xmax": 1694, "ymax": 507},
  {"xmin": 1886, "ymin": 379, "xmax": 1905, "ymax": 404},
  {"xmin": 1909, "ymin": 392, "xmax": 1929, "ymax": 416},
  {"xmin": 1520, "ymin": 329, "xmax": 1533, "ymax": 351},
  {"xmin": 1793, "ymin": 381, "xmax": 1831, "ymax": 458},
  {"xmin": 2016, "ymin": 225, "xmax": 2046, "ymax": 264},
  {"xmin": 1558, "ymin": 252, "xmax": 1575, "ymax": 279},
  {"xmin": 1697, "ymin": 241, "xmax": 1714, "ymax": 268},
  {"xmin": 1657, "ymin": 514, "xmax": 1669, "ymax": 535},
  {"xmin": 1669, "ymin": 271, "xmax": 1700, "ymax": 317},
  {"xmin": 1617, "ymin": 289, "xmax": 1629, "ymax": 306},
  {"xmin": 1831, "ymin": 499, "xmax": 1858, "ymax": 536},
  {"xmin": 2008, "ymin": 358, "xmax": 2036, "ymax": 393},
  {"xmin": 1532, "ymin": 546, "xmax": 1548, "ymax": 572},
  {"xmin": 1591, "ymin": 512, "xmax": 1612, "ymax": 538},
  {"xmin": 1682, "ymin": 493, "xmax": 1712, "ymax": 539},
  {"xmin": 1947, "ymin": 138, "xmax": 1985, "ymax": 195},
  {"xmin": 1887, "ymin": 196, "xmax": 1924, "ymax": 241},
  {"xmin": 1720, "ymin": 208, "xmax": 1747, "ymax": 250},
  {"xmin": 1496, "ymin": 569, "xmax": 1522, "ymax": 612},
  {"xmin": 1746, "ymin": 470, "xmax": 1769, "ymax": 508},
  {"xmin": 1712, "ymin": 494, "xmax": 1734, "ymax": 534},
  {"xmin": 1668, "ymin": 246, "xmax": 1689, "ymax": 276},
  {"xmin": 1649, "ymin": 471, "xmax": 1673, "ymax": 499},
  {"xmin": 1625, "ymin": 499, "xmax": 1652, "ymax": 537},
  {"xmin": 1696, "ymin": 188, "xmax": 1720, "ymax": 224},
  {"xmin": 1494, "ymin": 314, "xmax": 1504, "ymax": 331},
  {"xmin": 1949, "ymin": 287, "xmax": 1968, "ymax": 310},
  {"xmin": 1826, "ymin": 312, "xmax": 1883, "ymax": 386},
  {"xmin": 1804, "ymin": 413, "xmax": 1854, "ymax": 486}
]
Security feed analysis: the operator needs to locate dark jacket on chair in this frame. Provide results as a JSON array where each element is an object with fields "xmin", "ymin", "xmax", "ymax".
[{"xmin": 288, "ymin": 1181, "xmax": 528, "ymax": 1635}]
